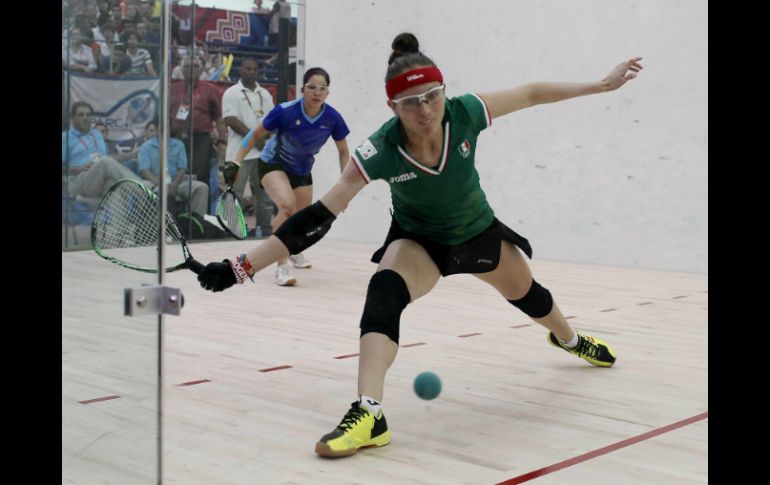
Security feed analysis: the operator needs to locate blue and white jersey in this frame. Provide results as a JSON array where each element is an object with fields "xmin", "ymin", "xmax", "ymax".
[{"xmin": 249, "ymin": 99, "xmax": 349, "ymax": 176}]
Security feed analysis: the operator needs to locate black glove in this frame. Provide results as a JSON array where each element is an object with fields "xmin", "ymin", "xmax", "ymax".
[{"xmin": 197, "ymin": 260, "xmax": 237, "ymax": 292}]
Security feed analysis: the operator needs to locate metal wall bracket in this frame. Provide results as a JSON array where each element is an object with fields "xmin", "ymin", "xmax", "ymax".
[{"xmin": 124, "ymin": 285, "xmax": 184, "ymax": 316}]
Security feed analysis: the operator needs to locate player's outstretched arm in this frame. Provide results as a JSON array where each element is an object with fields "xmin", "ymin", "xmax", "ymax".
[
  {"xmin": 197, "ymin": 160, "xmax": 367, "ymax": 292},
  {"xmin": 480, "ymin": 57, "xmax": 643, "ymax": 119}
]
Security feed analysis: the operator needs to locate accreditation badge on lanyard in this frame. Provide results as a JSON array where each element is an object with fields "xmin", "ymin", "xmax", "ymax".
[
  {"xmin": 243, "ymin": 89, "xmax": 265, "ymax": 118},
  {"xmin": 176, "ymin": 104, "xmax": 190, "ymax": 121}
]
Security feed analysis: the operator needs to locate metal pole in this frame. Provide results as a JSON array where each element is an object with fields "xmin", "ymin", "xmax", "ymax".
[
  {"xmin": 157, "ymin": 1, "xmax": 174, "ymax": 482},
  {"xmin": 277, "ymin": 16, "xmax": 289, "ymax": 103}
]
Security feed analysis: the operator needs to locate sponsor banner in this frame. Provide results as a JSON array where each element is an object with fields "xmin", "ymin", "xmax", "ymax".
[{"xmin": 69, "ymin": 72, "xmax": 159, "ymax": 149}]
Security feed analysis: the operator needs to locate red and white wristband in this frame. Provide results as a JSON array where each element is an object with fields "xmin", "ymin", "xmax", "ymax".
[{"xmin": 228, "ymin": 254, "xmax": 256, "ymax": 284}]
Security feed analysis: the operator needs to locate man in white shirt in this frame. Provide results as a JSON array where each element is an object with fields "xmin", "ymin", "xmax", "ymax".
[
  {"xmin": 221, "ymin": 57, "xmax": 275, "ymax": 211},
  {"xmin": 63, "ymin": 28, "xmax": 96, "ymax": 73}
]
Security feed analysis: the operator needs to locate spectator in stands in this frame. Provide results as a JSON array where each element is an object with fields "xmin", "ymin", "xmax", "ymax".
[
  {"xmin": 72, "ymin": 13, "xmax": 95, "ymax": 41},
  {"xmin": 83, "ymin": 2, "xmax": 100, "ymax": 29},
  {"xmin": 138, "ymin": 119, "xmax": 209, "ymax": 216},
  {"xmin": 171, "ymin": 50, "xmax": 208, "ymax": 80},
  {"xmin": 222, "ymin": 57, "xmax": 275, "ymax": 209},
  {"xmin": 110, "ymin": 6, "xmax": 126, "ymax": 35},
  {"xmin": 135, "ymin": 20, "xmax": 159, "ymax": 67},
  {"xmin": 124, "ymin": 2, "xmax": 142, "ymax": 24},
  {"xmin": 63, "ymin": 28, "xmax": 97, "ymax": 73},
  {"xmin": 63, "ymin": 102, "xmax": 148, "ymax": 199},
  {"xmin": 92, "ymin": 18, "xmax": 119, "ymax": 62},
  {"xmin": 94, "ymin": 121, "xmax": 141, "ymax": 171},
  {"xmin": 126, "ymin": 33, "xmax": 158, "ymax": 77},
  {"xmin": 141, "ymin": 119, "xmax": 157, "ymax": 143},
  {"xmin": 252, "ymin": 0, "xmax": 271, "ymax": 15},
  {"xmin": 97, "ymin": 42, "xmax": 132, "ymax": 76},
  {"xmin": 135, "ymin": 21, "xmax": 150, "ymax": 45},
  {"xmin": 145, "ymin": 16, "xmax": 161, "ymax": 47},
  {"xmin": 95, "ymin": 0, "xmax": 112, "ymax": 18},
  {"xmin": 138, "ymin": 1, "xmax": 154, "ymax": 22},
  {"xmin": 204, "ymin": 51, "xmax": 229, "ymax": 81},
  {"xmin": 119, "ymin": 22, "xmax": 137, "ymax": 43},
  {"xmin": 170, "ymin": 55, "xmax": 227, "ymax": 207},
  {"xmin": 268, "ymin": 0, "xmax": 291, "ymax": 47}
]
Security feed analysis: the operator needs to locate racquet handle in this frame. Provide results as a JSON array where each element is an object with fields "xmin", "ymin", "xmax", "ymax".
[{"xmin": 186, "ymin": 258, "xmax": 205, "ymax": 274}]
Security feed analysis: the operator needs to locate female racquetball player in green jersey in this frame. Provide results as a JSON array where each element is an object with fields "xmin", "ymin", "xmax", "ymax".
[{"xmin": 196, "ymin": 32, "xmax": 643, "ymax": 458}]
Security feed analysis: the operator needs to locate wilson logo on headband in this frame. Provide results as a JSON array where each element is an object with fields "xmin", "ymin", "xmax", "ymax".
[{"xmin": 386, "ymin": 67, "xmax": 444, "ymax": 99}]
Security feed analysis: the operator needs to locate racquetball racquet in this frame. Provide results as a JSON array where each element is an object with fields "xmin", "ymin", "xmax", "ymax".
[
  {"xmin": 216, "ymin": 185, "xmax": 248, "ymax": 240},
  {"xmin": 91, "ymin": 179, "xmax": 204, "ymax": 274}
]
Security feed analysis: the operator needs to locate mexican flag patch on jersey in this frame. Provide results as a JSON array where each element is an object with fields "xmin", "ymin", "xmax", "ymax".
[{"xmin": 458, "ymin": 139, "xmax": 471, "ymax": 158}]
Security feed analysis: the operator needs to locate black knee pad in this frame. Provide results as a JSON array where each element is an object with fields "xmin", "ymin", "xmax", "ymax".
[
  {"xmin": 360, "ymin": 269, "xmax": 411, "ymax": 344},
  {"xmin": 274, "ymin": 200, "xmax": 336, "ymax": 255},
  {"xmin": 507, "ymin": 279, "xmax": 553, "ymax": 318}
]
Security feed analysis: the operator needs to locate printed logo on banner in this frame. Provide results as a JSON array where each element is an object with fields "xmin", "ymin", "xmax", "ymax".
[{"xmin": 69, "ymin": 73, "xmax": 160, "ymax": 144}]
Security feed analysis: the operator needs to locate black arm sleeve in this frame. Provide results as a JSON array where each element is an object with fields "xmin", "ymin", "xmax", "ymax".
[{"xmin": 273, "ymin": 200, "xmax": 336, "ymax": 254}]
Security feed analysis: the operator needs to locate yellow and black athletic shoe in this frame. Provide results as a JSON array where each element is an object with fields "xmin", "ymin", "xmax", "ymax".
[
  {"xmin": 548, "ymin": 332, "xmax": 617, "ymax": 367},
  {"xmin": 315, "ymin": 401, "xmax": 391, "ymax": 458}
]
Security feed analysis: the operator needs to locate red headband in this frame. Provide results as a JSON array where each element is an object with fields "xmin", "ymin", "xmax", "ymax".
[{"xmin": 385, "ymin": 66, "xmax": 444, "ymax": 99}]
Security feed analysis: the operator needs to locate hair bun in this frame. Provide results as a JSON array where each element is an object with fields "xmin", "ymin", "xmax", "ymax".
[{"xmin": 391, "ymin": 33, "xmax": 419, "ymax": 54}]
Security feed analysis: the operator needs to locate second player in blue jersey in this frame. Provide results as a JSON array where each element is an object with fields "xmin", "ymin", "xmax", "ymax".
[{"xmin": 233, "ymin": 67, "xmax": 351, "ymax": 286}]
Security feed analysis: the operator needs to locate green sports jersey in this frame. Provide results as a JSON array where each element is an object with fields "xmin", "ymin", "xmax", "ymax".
[{"xmin": 352, "ymin": 93, "xmax": 494, "ymax": 245}]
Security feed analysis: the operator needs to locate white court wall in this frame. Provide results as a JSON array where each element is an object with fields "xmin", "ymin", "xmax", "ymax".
[{"xmin": 300, "ymin": 0, "xmax": 707, "ymax": 273}]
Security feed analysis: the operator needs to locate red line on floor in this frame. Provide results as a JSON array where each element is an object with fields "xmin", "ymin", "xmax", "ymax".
[
  {"xmin": 334, "ymin": 353, "xmax": 359, "ymax": 359},
  {"xmin": 599, "ymin": 308, "xmax": 617, "ymax": 312},
  {"xmin": 259, "ymin": 365, "xmax": 293, "ymax": 372},
  {"xmin": 495, "ymin": 411, "xmax": 708, "ymax": 484},
  {"xmin": 176, "ymin": 379, "xmax": 211, "ymax": 386},
  {"xmin": 458, "ymin": 332, "xmax": 482, "ymax": 338},
  {"xmin": 511, "ymin": 324, "xmax": 532, "ymax": 328},
  {"xmin": 79, "ymin": 395, "xmax": 121, "ymax": 405},
  {"xmin": 401, "ymin": 342, "xmax": 427, "ymax": 348}
]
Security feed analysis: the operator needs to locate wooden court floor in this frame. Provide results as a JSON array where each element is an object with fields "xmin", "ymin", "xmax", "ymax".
[{"xmin": 63, "ymin": 238, "xmax": 708, "ymax": 484}]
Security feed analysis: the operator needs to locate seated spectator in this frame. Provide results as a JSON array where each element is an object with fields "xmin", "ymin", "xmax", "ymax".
[
  {"xmin": 93, "ymin": 121, "xmax": 140, "ymax": 171},
  {"xmin": 110, "ymin": 6, "xmax": 126, "ymax": 35},
  {"xmin": 63, "ymin": 28, "xmax": 96, "ymax": 73},
  {"xmin": 137, "ymin": 119, "xmax": 209, "ymax": 216},
  {"xmin": 123, "ymin": 2, "xmax": 142, "ymax": 24},
  {"xmin": 204, "ymin": 51, "xmax": 229, "ymax": 81},
  {"xmin": 137, "ymin": 0, "xmax": 154, "ymax": 23},
  {"xmin": 125, "ymin": 33, "xmax": 158, "ymax": 77},
  {"xmin": 135, "ymin": 20, "xmax": 159, "ymax": 67},
  {"xmin": 62, "ymin": 102, "xmax": 149, "ymax": 199},
  {"xmin": 72, "ymin": 13, "xmax": 95, "ymax": 41},
  {"xmin": 97, "ymin": 42, "xmax": 132, "ymax": 76},
  {"xmin": 92, "ymin": 18, "xmax": 118, "ymax": 61}
]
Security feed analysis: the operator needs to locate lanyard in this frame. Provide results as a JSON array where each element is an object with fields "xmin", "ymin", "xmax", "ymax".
[
  {"xmin": 242, "ymin": 87, "xmax": 265, "ymax": 116},
  {"xmin": 179, "ymin": 81, "xmax": 200, "ymax": 105},
  {"xmin": 76, "ymin": 132, "xmax": 97, "ymax": 151}
]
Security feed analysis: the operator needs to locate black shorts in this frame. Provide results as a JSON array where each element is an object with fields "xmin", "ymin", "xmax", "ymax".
[
  {"xmin": 257, "ymin": 159, "xmax": 313, "ymax": 189},
  {"xmin": 371, "ymin": 217, "xmax": 533, "ymax": 276}
]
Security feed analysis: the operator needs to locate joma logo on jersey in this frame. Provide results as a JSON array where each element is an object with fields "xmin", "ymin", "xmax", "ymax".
[
  {"xmin": 458, "ymin": 140, "xmax": 471, "ymax": 158},
  {"xmin": 389, "ymin": 172, "xmax": 417, "ymax": 183}
]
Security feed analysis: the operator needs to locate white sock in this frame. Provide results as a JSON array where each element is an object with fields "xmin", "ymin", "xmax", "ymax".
[
  {"xmin": 559, "ymin": 333, "xmax": 579, "ymax": 349},
  {"xmin": 359, "ymin": 395, "xmax": 382, "ymax": 416}
]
